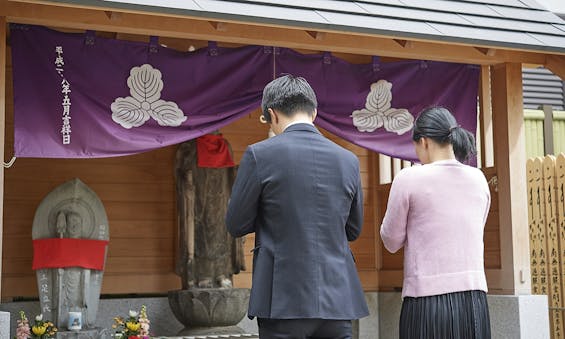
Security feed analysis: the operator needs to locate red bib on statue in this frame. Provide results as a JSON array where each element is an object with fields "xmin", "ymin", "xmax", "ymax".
[{"xmin": 32, "ymin": 238, "xmax": 109, "ymax": 270}]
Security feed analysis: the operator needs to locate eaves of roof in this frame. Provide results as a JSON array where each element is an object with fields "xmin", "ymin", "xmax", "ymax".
[{"xmin": 43, "ymin": 0, "xmax": 565, "ymax": 54}]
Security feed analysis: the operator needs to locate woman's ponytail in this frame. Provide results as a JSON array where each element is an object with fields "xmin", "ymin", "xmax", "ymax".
[{"xmin": 449, "ymin": 126, "xmax": 476, "ymax": 162}]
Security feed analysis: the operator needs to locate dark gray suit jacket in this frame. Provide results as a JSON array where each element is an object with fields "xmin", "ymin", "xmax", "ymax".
[{"xmin": 226, "ymin": 123, "xmax": 369, "ymax": 320}]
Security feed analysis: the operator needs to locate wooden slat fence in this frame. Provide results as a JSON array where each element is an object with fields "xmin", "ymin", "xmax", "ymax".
[
  {"xmin": 527, "ymin": 153, "xmax": 565, "ymax": 339},
  {"xmin": 524, "ymin": 109, "xmax": 565, "ymax": 158}
]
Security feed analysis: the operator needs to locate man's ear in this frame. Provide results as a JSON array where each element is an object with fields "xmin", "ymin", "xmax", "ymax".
[
  {"xmin": 312, "ymin": 109, "xmax": 317, "ymax": 122},
  {"xmin": 268, "ymin": 108, "xmax": 278, "ymax": 124}
]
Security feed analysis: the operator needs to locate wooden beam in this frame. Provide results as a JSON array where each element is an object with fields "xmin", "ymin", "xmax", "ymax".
[
  {"xmin": 0, "ymin": 16, "xmax": 6, "ymax": 299},
  {"xmin": 491, "ymin": 62, "xmax": 531, "ymax": 295},
  {"xmin": 546, "ymin": 55, "xmax": 565, "ymax": 81},
  {"xmin": 1, "ymin": 1, "xmax": 551, "ymax": 65}
]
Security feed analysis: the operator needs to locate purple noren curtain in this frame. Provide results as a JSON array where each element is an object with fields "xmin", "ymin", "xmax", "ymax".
[{"xmin": 11, "ymin": 25, "xmax": 479, "ymax": 162}]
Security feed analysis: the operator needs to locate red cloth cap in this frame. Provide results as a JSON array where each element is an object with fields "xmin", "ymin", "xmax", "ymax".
[{"xmin": 196, "ymin": 134, "xmax": 235, "ymax": 168}]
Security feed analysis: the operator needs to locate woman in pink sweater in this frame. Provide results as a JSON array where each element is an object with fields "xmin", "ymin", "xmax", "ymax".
[{"xmin": 380, "ymin": 106, "xmax": 491, "ymax": 338}]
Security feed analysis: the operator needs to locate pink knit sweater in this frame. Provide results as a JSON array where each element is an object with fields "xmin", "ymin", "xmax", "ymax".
[{"xmin": 380, "ymin": 159, "xmax": 490, "ymax": 298}]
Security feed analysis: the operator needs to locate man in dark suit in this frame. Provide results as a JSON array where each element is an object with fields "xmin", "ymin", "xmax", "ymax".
[{"xmin": 226, "ymin": 74, "xmax": 369, "ymax": 339}]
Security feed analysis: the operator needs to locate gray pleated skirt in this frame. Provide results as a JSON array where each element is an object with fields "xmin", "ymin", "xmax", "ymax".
[{"xmin": 399, "ymin": 290, "xmax": 491, "ymax": 339}]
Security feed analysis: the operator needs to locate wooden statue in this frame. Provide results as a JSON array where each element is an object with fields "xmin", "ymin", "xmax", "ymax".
[{"xmin": 175, "ymin": 137, "xmax": 245, "ymax": 289}]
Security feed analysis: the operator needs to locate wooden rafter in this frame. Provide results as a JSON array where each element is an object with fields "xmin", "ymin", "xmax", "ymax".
[
  {"xmin": 209, "ymin": 21, "xmax": 227, "ymax": 32},
  {"xmin": 475, "ymin": 47, "xmax": 496, "ymax": 57},
  {"xmin": 104, "ymin": 11, "xmax": 121, "ymax": 21},
  {"xmin": 306, "ymin": 30, "xmax": 326, "ymax": 41},
  {"xmin": 1, "ymin": 1, "xmax": 556, "ymax": 65},
  {"xmin": 393, "ymin": 39, "xmax": 413, "ymax": 48}
]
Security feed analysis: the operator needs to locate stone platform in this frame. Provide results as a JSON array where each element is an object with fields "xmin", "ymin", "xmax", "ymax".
[{"xmin": 155, "ymin": 334, "xmax": 258, "ymax": 339}]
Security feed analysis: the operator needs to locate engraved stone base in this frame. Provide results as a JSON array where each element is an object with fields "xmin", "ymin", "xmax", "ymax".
[
  {"xmin": 56, "ymin": 328, "xmax": 111, "ymax": 339},
  {"xmin": 168, "ymin": 288, "xmax": 250, "ymax": 331}
]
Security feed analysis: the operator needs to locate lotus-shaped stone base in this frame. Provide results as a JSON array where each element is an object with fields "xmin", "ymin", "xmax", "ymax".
[{"xmin": 168, "ymin": 288, "xmax": 250, "ymax": 335}]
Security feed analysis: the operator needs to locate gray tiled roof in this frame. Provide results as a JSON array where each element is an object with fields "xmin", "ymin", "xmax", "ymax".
[{"xmin": 56, "ymin": 0, "xmax": 565, "ymax": 53}]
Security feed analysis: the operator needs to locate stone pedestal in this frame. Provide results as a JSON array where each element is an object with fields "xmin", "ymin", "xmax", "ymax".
[
  {"xmin": 488, "ymin": 294, "xmax": 550, "ymax": 339},
  {"xmin": 0, "ymin": 312, "xmax": 9, "ymax": 339},
  {"xmin": 56, "ymin": 328, "xmax": 111, "ymax": 339},
  {"xmin": 168, "ymin": 288, "xmax": 250, "ymax": 335}
]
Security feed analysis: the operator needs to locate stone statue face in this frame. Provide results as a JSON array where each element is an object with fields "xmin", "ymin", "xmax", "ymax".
[
  {"xmin": 56, "ymin": 212, "xmax": 66, "ymax": 237},
  {"xmin": 66, "ymin": 212, "xmax": 82, "ymax": 239}
]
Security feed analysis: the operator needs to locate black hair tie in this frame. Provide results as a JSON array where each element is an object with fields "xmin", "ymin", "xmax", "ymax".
[{"xmin": 449, "ymin": 125, "xmax": 460, "ymax": 132}]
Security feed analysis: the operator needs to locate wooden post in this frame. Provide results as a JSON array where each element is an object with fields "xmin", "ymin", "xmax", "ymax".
[
  {"xmin": 542, "ymin": 104, "xmax": 554, "ymax": 156},
  {"xmin": 479, "ymin": 65, "xmax": 494, "ymax": 168},
  {"xmin": 527, "ymin": 158, "xmax": 547, "ymax": 296},
  {"xmin": 542, "ymin": 155, "xmax": 563, "ymax": 338},
  {"xmin": 0, "ymin": 16, "xmax": 6, "ymax": 298},
  {"xmin": 370, "ymin": 151, "xmax": 381, "ymax": 283},
  {"xmin": 491, "ymin": 62, "xmax": 531, "ymax": 294},
  {"xmin": 378, "ymin": 154, "xmax": 392, "ymax": 185}
]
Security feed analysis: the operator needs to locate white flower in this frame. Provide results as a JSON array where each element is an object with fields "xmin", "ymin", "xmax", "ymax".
[
  {"xmin": 351, "ymin": 80, "xmax": 414, "ymax": 135},
  {"xmin": 128, "ymin": 310, "xmax": 138, "ymax": 318},
  {"xmin": 111, "ymin": 64, "xmax": 187, "ymax": 129},
  {"xmin": 35, "ymin": 314, "xmax": 43, "ymax": 321}
]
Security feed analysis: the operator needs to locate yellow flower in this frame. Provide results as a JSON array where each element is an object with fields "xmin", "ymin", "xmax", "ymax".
[
  {"xmin": 125, "ymin": 321, "xmax": 140, "ymax": 332},
  {"xmin": 32, "ymin": 325, "xmax": 47, "ymax": 336}
]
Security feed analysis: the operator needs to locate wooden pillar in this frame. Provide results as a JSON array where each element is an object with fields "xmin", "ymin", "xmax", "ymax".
[
  {"xmin": 491, "ymin": 62, "xmax": 531, "ymax": 295},
  {"xmin": 370, "ymin": 151, "xmax": 381, "ymax": 285},
  {"xmin": 0, "ymin": 16, "xmax": 6, "ymax": 298},
  {"xmin": 542, "ymin": 104, "xmax": 554, "ymax": 155},
  {"xmin": 378, "ymin": 154, "xmax": 392, "ymax": 184},
  {"xmin": 479, "ymin": 65, "xmax": 494, "ymax": 168}
]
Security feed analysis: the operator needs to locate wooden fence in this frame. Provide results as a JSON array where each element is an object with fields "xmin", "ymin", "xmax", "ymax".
[
  {"xmin": 527, "ymin": 153, "xmax": 565, "ymax": 339},
  {"xmin": 525, "ymin": 109, "xmax": 565, "ymax": 159}
]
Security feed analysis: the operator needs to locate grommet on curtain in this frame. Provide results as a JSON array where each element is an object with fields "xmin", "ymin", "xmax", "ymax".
[
  {"xmin": 208, "ymin": 41, "xmax": 218, "ymax": 56},
  {"xmin": 263, "ymin": 46, "xmax": 280, "ymax": 55},
  {"xmin": 372, "ymin": 56, "xmax": 381, "ymax": 72},
  {"xmin": 323, "ymin": 52, "xmax": 332, "ymax": 65},
  {"xmin": 84, "ymin": 30, "xmax": 96, "ymax": 46},
  {"xmin": 149, "ymin": 36, "xmax": 159, "ymax": 53}
]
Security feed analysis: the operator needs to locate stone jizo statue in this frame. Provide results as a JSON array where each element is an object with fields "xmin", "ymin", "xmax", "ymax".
[{"xmin": 32, "ymin": 178, "xmax": 109, "ymax": 331}]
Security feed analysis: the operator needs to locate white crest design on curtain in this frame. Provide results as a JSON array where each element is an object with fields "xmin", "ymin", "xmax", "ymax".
[
  {"xmin": 351, "ymin": 80, "xmax": 414, "ymax": 135},
  {"xmin": 111, "ymin": 64, "xmax": 187, "ymax": 129}
]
